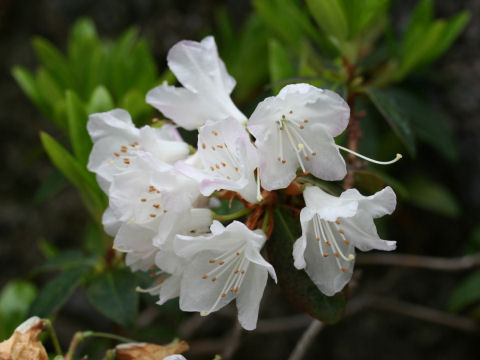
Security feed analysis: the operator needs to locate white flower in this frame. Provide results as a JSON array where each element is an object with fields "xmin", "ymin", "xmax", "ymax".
[
  {"xmin": 293, "ymin": 186, "xmax": 397, "ymax": 296},
  {"xmin": 87, "ymin": 109, "xmax": 189, "ymax": 192},
  {"xmin": 174, "ymin": 221, "xmax": 277, "ymax": 330},
  {"xmin": 115, "ymin": 208, "xmax": 212, "ymax": 305},
  {"xmin": 146, "ymin": 36, "xmax": 246, "ymax": 130},
  {"xmin": 247, "ymin": 84, "xmax": 350, "ymax": 190},
  {"xmin": 176, "ymin": 117, "xmax": 260, "ymax": 203},
  {"xmin": 107, "ymin": 152, "xmax": 200, "ymax": 231}
]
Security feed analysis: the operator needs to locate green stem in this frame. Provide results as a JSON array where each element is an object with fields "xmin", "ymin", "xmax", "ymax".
[
  {"xmin": 83, "ymin": 331, "xmax": 137, "ymax": 343},
  {"xmin": 211, "ymin": 207, "xmax": 253, "ymax": 222},
  {"xmin": 42, "ymin": 319, "xmax": 62, "ymax": 356}
]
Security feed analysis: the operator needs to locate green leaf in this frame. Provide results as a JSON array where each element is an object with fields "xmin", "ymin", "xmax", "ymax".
[
  {"xmin": 448, "ymin": 270, "xmax": 480, "ymax": 312},
  {"xmin": 119, "ymin": 89, "xmax": 152, "ymax": 125},
  {"xmin": 40, "ymin": 132, "xmax": 106, "ymax": 221},
  {"xmin": 343, "ymin": 0, "xmax": 390, "ymax": 38},
  {"xmin": 306, "ymin": 0, "xmax": 349, "ymax": 42},
  {"xmin": 29, "ymin": 266, "xmax": 91, "ymax": 317},
  {"xmin": 32, "ymin": 37, "xmax": 75, "ymax": 90},
  {"xmin": 0, "ymin": 281, "xmax": 37, "ymax": 340},
  {"xmin": 11, "ymin": 66, "xmax": 50, "ymax": 118},
  {"xmin": 255, "ymin": 0, "xmax": 334, "ymax": 54},
  {"xmin": 87, "ymin": 86, "xmax": 114, "ymax": 114},
  {"xmin": 398, "ymin": 0, "xmax": 470, "ymax": 79},
  {"xmin": 267, "ymin": 207, "xmax": 346, "ymax": 323},
  {"xmin": 66, "ymin": 90, "xmax": 91, "ymax": 165},
  {"xmin": 268, "ymin": 39, "xmax": 296, "ymax": 94},
  {"xmin": 39, "ymin": 250, "xmax": 98, "ymax": 271},
  {"xmin": 405, "ymin": 176, "xmax": 461, "ymax": 218},
  {"xmin": 87, "ymin": 268, "xmax": 139, "ymax": 327},
  {"xmin": 365, "ymin": 87, "xmax": 416, "ymax": 156}
]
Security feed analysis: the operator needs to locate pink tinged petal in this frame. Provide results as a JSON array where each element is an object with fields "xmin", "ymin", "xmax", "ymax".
[{"xmin": 303, "ymin": 186, "xmax": 358, "ymax": 222}]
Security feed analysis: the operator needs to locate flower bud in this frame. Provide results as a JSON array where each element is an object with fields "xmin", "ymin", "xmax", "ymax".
[
  {"xmin": 0, "ymin": 316, "xmax": 48, "ymax": 360},
  {"xmin": 115, "ymin": 340, "xmax": 189, "ymax": 360}
]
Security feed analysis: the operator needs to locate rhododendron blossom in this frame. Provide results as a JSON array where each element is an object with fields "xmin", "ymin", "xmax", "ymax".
[
  {"xmin": 86, "ymin": 35, "xmax": 402, "ymax": 331},
  {"xmin": 293, "ymin": 186, "xmax": 397, "ymax": 296}
]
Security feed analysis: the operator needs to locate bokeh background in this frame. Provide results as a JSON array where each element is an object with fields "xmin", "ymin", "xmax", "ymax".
[{"xmin": 1, "ymin": 0, "xmax": 480, "ymax": 359}]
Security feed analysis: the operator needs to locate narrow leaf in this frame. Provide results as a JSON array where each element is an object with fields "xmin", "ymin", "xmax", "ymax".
[
  {"xmin": 66, "ymin": 90, "xmax": 91, "ymax": 165},
  {"xmin": 40, "ymin": 132, "xmax": 106, "ymax": 221},
  {"xmin": 306, "ymin": 0, "xmax": 349, "ymax": 42},
  {"xmin": 267, "ymin": 207, "xmax": 346, "ymax": 324},
  {"xmin": 87, "ymin": 268, "xmax": 139, "ymax": 327},
  {"xmin": 268, "ymin": 39, "xmax": 296, "ymax": 94},
  {"xmin": 365, "ymin": 87, "xmax": 416, "ymax": 156},
  {"xmin": 29, "ymin": 266, "xmax": 91, "ymax": 317},
  {"xmin": 11, "ymin": 66, "xmax": 50, "ymax": 118},
  {"xmin": 87, "ymin": 85, "xmax": 114, "ymax": 114}
]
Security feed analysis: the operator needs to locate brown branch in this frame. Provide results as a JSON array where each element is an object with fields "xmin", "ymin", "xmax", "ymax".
[
  {"xmin": 356, "ymin": 253, "xmax": 480, "ymax": 271},
  {"xmin": 360, "ymin": 295, "xmax": 479, "ymax": 332},
  {"xmin": 287, "ymin": 320, "xmax": 324, "ymax": 360}
]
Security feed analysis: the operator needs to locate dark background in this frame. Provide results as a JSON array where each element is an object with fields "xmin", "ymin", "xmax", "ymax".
[{"xmin": 1, "ymin": 0, "xmax": 479, "ymax": 359}]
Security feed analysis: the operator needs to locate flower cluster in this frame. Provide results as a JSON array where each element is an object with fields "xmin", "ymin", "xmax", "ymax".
[{"xmin": 87, "ymin": 36, "xmax": 400, "ymax": 330}]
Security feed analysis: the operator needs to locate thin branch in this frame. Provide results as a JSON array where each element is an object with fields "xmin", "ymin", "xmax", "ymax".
[
  {"xmin": 356, "ymin": 253, "xmax": 480, "ymax": 271},
  {"xmin": 287, "ymin": 320, "xmax": 324, "ymax": 360},
  {"xmin": 362, "ymin": 295, "xmax": 479, "ymax": 332}
]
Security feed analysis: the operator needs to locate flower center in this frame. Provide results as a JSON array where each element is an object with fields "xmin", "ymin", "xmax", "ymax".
[
  {"xmin": 200, "ymin": 245, "xmax": 249, "ymax": 314},
  {"xmin": 129, "ymin": 185, "xmax": 167, "ymax": 224},
  {"xmin": 199, "ymin": 134, "xmax": 241, "ymax": 181},
  {"xmin": 312, "ymin": 215, "xmax": 354, "ymax": 273},
  {"xmin": 108, "ymin": 141, "xmax": 140, "ymax": 169},
  {"xmin": 276, "ymin": 111, "xmax": 317, "ymax": 172}
]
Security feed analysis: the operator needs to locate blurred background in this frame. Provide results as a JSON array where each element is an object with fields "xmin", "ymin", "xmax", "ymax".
[{"xmin": 1, "ymin": 0, "xmax": 480, "ymax": 359}]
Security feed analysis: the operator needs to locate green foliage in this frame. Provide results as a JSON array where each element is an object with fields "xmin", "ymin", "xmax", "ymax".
[
  {"xmin": 404, "ymin": 176, "xmax": 461, "ymax": 218},
  {"xmin": 267, "ymin": 208, "xmax": 346, "ymax": 323},
  {"xmin": 395, "ymin": 0, "xmax": 470, "ymax": 80},
  {"xmin": 268, "ymin": 39, "xmax": 296, "ymax": 94},
  {"xmin": 448, "ymin": 270, "xmax": 480, "ymax": 312},
  {"xmin": 87, "ymin": 268, "xmax": 139, "ymax": 328},
  {"xmin": 29, "ymin": 266, "xmax": 92, "ymax": 317},
  {"xmin": 366, "ymin": 87, "xmax": 416, "ymax": 156},
  {"xmin": 0, "ymin": 281, "xmax": 37, "ymax": 340},
  {"xmin": 40, "ymin": 132, "xmax": 106, "ymax": 222}
]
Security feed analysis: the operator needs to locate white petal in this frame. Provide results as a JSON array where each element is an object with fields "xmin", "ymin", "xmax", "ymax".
[
  {"xmin": 164, "ymin": 356, "xmax": 187, "ymax": 360},
  {"xmin": 87, "ymin": 109, "xmax": 138, "ymax": 141},
  {"xmin": 168, "ymin": 36, "xmax": 236, "ymax": 95},
  {"xmin": 114, "ymin": 222, "xmax": 157, "ymax": 271},
  {"xmin": 139, "ymin": 126, "xmax": 189, "ymax": 163},
  {"xmin": 157, "ymin": 274, "xmax": 182, "ymax": 305},
  {"xmin": 293, "ymin": 234, "xmax": 307, "ymax": 270},
  {"xmin": 146, "ymin": 85, "xmax": 211, "ymax": 130},
  {"xmin": 146, "ymin": 37, "xmax": 246, "ymax": 129},
  {"xmin": 236, "ymin": 264, "xmax": 268, "ymax": 330},
  {"xmin": 303, "ymin": 186, "xmax": 358, "ymax": 222},
  {"xmin": 102, "ymin": 207, "xmax": 121, "ymax": 237},
  {"xmin": 179, "ymin": 249, "xmax": 237, "ymax": 313},
  {"xmin": 341, "ymin": 186, "xmax": 397, "ymax": 218},
  {"xmin": 277, "ymin": 85, "xmax": 349, "ymax": 137},
  {"xmin": 342, "ymin": 213, "xmax": 396, "ymax": 252},
  {"xmin": 302, "ymin": 221, "xmax": 355, "ymax": 296}
]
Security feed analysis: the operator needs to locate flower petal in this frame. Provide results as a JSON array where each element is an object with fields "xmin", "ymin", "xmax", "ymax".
[
  {"xmin": 341, "ymin": 186, "xmax": 397, "ymax": 218},
  {"xmin": 303, "ymin": 186, "xmax": 358, "ymax": 222},
  {"xmin": 236, "ymin": 264, "xmax": 269, "ymax": 330},
  {"xmin": 342, "ymin": 213, "xmax": 396, "ymax": 252}
]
